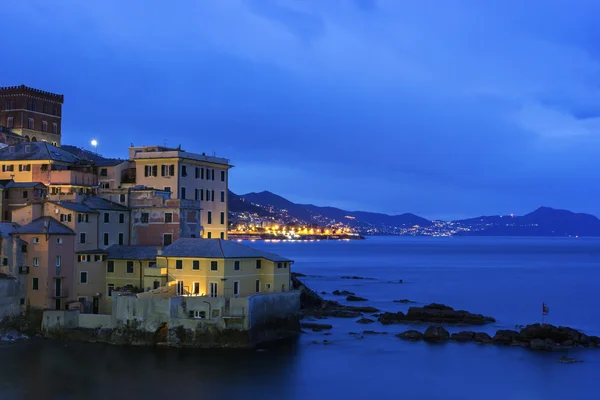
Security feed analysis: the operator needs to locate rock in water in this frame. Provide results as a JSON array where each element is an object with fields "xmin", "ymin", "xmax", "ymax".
[
  {"xmin": 300, "ymin": 323, "xmax": 333, "ymax": 331},
  {"xmin": 404, "ymin": 304, "xmax": 495, "ymax": 325},
  {"xmin": 493, "ymin": 330, "xmax": 520, "ymax": 345},
  {"xmin": 346, "ymin": 295, "xmax": 368, "ymax": 302},
  {"xmin": 451, "ymin": 331, "xmax": 476, "ymax": 342},
  {"xmin": 474, "ymin": 332, "xmax": 493, "ymax": 343},
  {"xmin": 396, "ymin": 330, "xmax": 424, "ymax": 341},
  {"xmin": 378, "ymin": 312, "xmax": 406, "ymax": 325},
  {"xmin": 332, "ymin": 290, "xmax": 355, "ymax": 296},
  {"xmin": 394, "ymin": 299, "xmax": 416, "ymax": 304},
  {"xmin": 363, "ymin": 331, "xmax": 388, "ymax": 335},
  {"xmin": 423, "ymin": 325, "xmax": 450, "ymax": 342},
  {"xmin": 356, "ymin": 318, "xmax": 375, "ymax": 324},
  {"xmin": 530, "ymin": 339, "xmax": 550, "ymax": 351}
]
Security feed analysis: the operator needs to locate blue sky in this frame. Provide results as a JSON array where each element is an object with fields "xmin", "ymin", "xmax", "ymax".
[{"xmin": 4, "ymin": 0, "xmax": 600, "ymax": 219}]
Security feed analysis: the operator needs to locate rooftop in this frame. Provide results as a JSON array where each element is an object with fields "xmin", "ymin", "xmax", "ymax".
[
  {"xmin": 50, "ymin": 201, "xmax": 97, "ymax": 214},
  {"xmin": 82, "ymin": 196, "xmax": 128, "ymax": 211},
  {"xmin": 0, "ymin": 222, "xmax": 20, "ymax": 238},
  {"xmin": 0, "ymin": 142, "xmax": 86, "ymax": 163},
  {"xmin": 0, "ymin": 85, "xmax": 64, "ymax": 102},
  {"xmin": 161, "ymin": 238, "xmax": 292, "ymax": 262},
  {"xmin": 14, "ymin": 216, "xmax": 75, "ymax": 235},
  {"xmin": 131, "ymin": 146, "xmax": 232, "ymax": 167},
  {"xmin": 105, "ymin": 245, "xmax": 161, "ymax": 260}
]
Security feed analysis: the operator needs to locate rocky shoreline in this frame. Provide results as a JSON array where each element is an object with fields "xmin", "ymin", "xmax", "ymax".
[{"xmin": 292, "ymin": 273, "xmax": 600, "ymax": 352}]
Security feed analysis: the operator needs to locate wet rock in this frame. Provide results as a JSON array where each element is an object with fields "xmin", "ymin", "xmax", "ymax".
[
  {"xmin": 356, "ymin": 318, "xmax": 375, "ymax": 324},
  {"xmin": 562, "ymin": 340, "xmax": 574, "ymax": 347},
  {"xmin": 558, "ymin": 356, "xmax": 582, "ymax": 364},
  {"xmin": 450, "ymin": 331, "xmax": 476, "ymax": 342},
  {"xmin": 346, "ymin": 295, "xmax": 368, "ymax": 302},
  {"xmin": 363, "ymin": 330, "xmax": 388, "ymax": 335},
  {"xmin": 405, "ymin": 304, "xmax": 495, "ymax": 325},
  {"xmin": 344, "ymin": 305, "xmax": 379, "ymax": 313},
  {"xmin": 321, "ymin": 310, "xmax": 362, "ymax": 318},
  {"xmin": 394, "ymin": 299, "xmax": 416, "ymax": 304},
  {"xmin": 378, "ymin": 312, "xmax": 406, "ymax": 325},
  {"xmin": 423, "ymin": 325, "xmax": 450, "ymax": 342},
  {"xmin": 493, "ymin": 330, "xmax": 520, "ymax": 345},
  {"xmin": 474, "ymin": 332, "xmax": 493, "ymax": 343},
  {"xmin": 300, "ymin": 323, "xmax": 332, "ymax": 331},
  {"xmin": 321, "ymin": 292, "xmax": 327, "ymax": 295},
  {"xmin": 332, "ymin": 290, "xmax": 355, "ymax": 296},
  {"xmin": 396, "ymin": 330, "xmax": 424, "ymax": 341},
  {"xmin": 341, "ymin": 276, "xmax": 375, "ymax": 280},
  {"xmin": 530, "ymin": 339, "xmax": 550, "ymax": 350},
  {"xmin": 518, "ymin": 324, "xmax": 596, "ymax": 348}
]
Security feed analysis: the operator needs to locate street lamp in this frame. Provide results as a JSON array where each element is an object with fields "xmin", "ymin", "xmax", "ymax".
[{"xmin": 91, "ymin": 139, "xmax": 98, "ymax": 154}]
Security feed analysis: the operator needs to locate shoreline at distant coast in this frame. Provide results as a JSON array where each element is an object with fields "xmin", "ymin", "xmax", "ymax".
[{"xmin": 227, "ymin": 233, "xmax": 365, "ymax": 241}]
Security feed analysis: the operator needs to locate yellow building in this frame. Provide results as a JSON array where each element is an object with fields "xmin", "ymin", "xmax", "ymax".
[
  {"xmin": 104, "ymin": 245, "xmax": 166, "ymax": 310},
  {"xmin": 159, "ymin": 238, "xmax": 292, "ymax": 298}
]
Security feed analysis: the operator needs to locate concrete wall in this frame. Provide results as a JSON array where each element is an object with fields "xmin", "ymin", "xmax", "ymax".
[
  {"xmin": 247, "ymin": 291, "xmax": 300, "ymax": 329},
  {"xmin": 42, "ymin": 310, "xmax": 79, "ymax": 331},
  {"xmin": 79, "ymin": 313, "xmax": 112, "ymax": 329},
  {"xmin": 0, "ymin": 276, "xmax": 22, "ymax": 317}
]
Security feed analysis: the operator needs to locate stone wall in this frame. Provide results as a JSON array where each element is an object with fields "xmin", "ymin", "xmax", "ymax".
[
  {"xmin": 0, "ymin": 276, "xmax": 22, "ymax": 318},
  {"xmin": 79, "ymin": 314, "xmax": 112, "ymax": 329}
]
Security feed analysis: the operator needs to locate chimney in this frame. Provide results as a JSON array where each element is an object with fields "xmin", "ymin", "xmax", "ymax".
[{"xmin": 156, "ymin": 247, "xmax": 163, "ymax": 255}]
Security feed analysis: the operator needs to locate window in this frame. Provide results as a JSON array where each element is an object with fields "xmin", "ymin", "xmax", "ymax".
[
  {"xmin": 33, "ymin": 257, "xmax": 39, "ymax": 267},
  {"xmin": 126, "ymin": 261, "xmax": 134, "ymax": 274},
  {"xmin": 220, "ymin": 191, "xmax": 225, "ymax": 203},
  {"xmin": 77, "ymin": 213, "xmax": 89, "ymax": 223},
  {"xmin": 169, "ymin": 164, "xmax": 175, "ymax": 176},
  {"xmin": 153, "ymin": 281, "xmax": 160, "ymax": 289},
  {"xmin": 103, "ymin": 233, "xmax": 109, "ymax": 246},
  {"xmin": 193, "ymin": 310, "xmax": 206, "ymax": 319},
  {"xmin": 56, "ymin": 255, "xmax": 61, "ymax": 267},
  {"xmin": 200, "ymin": 189, "xmax": 204, "ymax": 201},
  {"xmin": 210, "ymin": 261, "xmax": 218, "ymax": 271},
  {"xmin": 201, "ymin": 168, "xmax": 205, "ymax": 179},
  {"xmin": 149, "ymin": 261, "xmax": 156, "ymax": 267},
  {"xmin": 181, "ymin": 165, "xmax": 187, "ymax": 177},
  {"xmin": 144, "ymin": 165, "xmax": 158, "ymax": 177},
  {"xmin": 100, "ymin": 168, "xmax": 108, "ymax": 177},
  {"xmin": 19, "ymin": 164, "xmax": 31, "ymax": 172},
  {"xmin": 80, "ymin": 271, "xmax": 88, "ymax": 284},
  {"xmin": 7, "ymin": 117, "xmax": 14, "ymax": 128},
  {"xmin": 234, "ymin": 261, "xmax": 240, "ymax": 271},
  {"xmin": 94, "ymin": 255, "xmax": 102, "ymax": 262},
  {"xmin": 181, "ymin": 187, "xmax": 186, "ymax": 199},
  {"xmin": 119, "ymin": 194, "xmax": 126, "ymax": 203},
  {"xmin": 42, "ymin": 121, "xmax": 48, "ymax": 132},
  {"xmin": 266, "ymin": 283, "xmax": 271, "ymax": 291},
  {"xmin": 119, "ymin": 213, "xmax": 125, "ymax": 223},
  {"xmin": 59, "ymin": 214, "xmax": 71, "ymax": 223},
  {"xmin": 176, "ymin": 280, "xmax": 184, "ymax": 296},
  {"xmin": 163, "ymin": 233, "xmax": 173, "ymax": 246},
  {"xmin": 256, "ymin": 259, "xmax": 262, "ymax": 269},
  {"xmin": 193, "ymin": 282, "xmax": 200, "ymax": 295},
  {"xmin": 220, "ymin": 232, "xmax": 224, "ymax": 239},
  {"xmin": 43, "ymin": 103, "xmax": 48, "ymax": 114},
  {"xmin": 211, "ymin": 169, "xmax": 215, "ymax": 180},
  {"xmin": 107, "ymin": 261, "xmax": 114, "ymax": 273},
  {"xmin": 195, "ymin": 189, "xmax": 199, "ymax": 201},
  {"xmin": 211, "ymin": 190, "xmax": 215, "ymax": 202},
  {"xmin": 21, "ymin": 244, "xmax": 27, "ymax": 253},
  {"xmin": 141, "ymin": 213, "xmax": 149, "ymax": 223},
  {"xmin": 32, "ymin": 278, "xmax": 39, "ymax": 291},
  {"xmin": 56, "ymin": 237, "xmax": 63, "ymax": 244},
  {"xmin": 33, "ymin": 237, "xmax": 39, "ymax": 244},
  {"xmin": 52, "ymin": 123, "xmax": 57, "ymax": 134},
  {"xmin": 255, "ymin": 279, "xmax": 260, "ymax": 293},
  {"xmin": 164, "ymin": 186, "xmax": 171, "ymax": 193},
  {"xmin": 207, "ymin": 211, "xmax": 212, "ymax": 224},
  {"xmin": 164, "ymin": 213, "xmax": 173, "ymax": 223},
  {"xmin": 233, "ymin": 281, "xmax": 240, "ymax": 296},
  {"xmin": 78, "ymin": 297, "xmax": 87, "ymax": 303},
  {"xmin": 195, "ymin": 167, "xmax": 200, "ymax": 179},
  {"xmin": 193, "ymin": 260, "xmax": 200, "ymax": 270},
  {"xmin": 104, "ymin": 213, "xmax": 110, "ymax": 223},
  {"xmin": 220, "ymin": 212, "xmax": 225, "ymax": 225},
  {"xmin": 221, "ymin": 171, "xmax": 225, "ymax": 182},
  {"xmin": 118, "ymin": 233, "xmax": 124, "ymax": 245},
  {"xmin": 108, "ymin": 284, "xmax": 114, "ymax": 297},
  {"xmin": 176, "ymin": 260, "xmax": 183, "ymax": 270},
  {"xmin": 80, "ymin": 233, "xmax": 86, "ymax": 244},
  {"xmin": 28, "ymin": 118, "xmax": 34, "ymax": 130}
]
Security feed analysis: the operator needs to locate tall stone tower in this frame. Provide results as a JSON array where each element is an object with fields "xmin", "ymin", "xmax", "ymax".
[{"xmin": 0, "ymin": 85, "xmax": 64, "ymax": 146}]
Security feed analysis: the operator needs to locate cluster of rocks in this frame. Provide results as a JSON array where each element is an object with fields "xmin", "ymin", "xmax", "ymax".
[
  {"xmin": 396, "ymin": 323, "xmax": 600, "ymax": 350},
  {"xmin": 379, "ymin": 303, "xmax": 495, "ymax": 325}
]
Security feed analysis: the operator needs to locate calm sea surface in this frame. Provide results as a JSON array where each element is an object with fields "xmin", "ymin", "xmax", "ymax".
[{"xmin": 1, "ymin": 236, "xmax": 599, "ymax": 399}]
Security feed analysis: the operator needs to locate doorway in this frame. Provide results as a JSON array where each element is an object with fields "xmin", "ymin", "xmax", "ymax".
[
  {"xmin": 209, "ymin": 282, "xmax": 218, "ymax": 298},
  {"xmin": 92, "ymin": 297, "xmax": 99, "ymax": 314}
]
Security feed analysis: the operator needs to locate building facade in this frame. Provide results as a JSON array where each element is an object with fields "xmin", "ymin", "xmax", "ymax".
[{"xmin": 0, "ymin": 85, "xmax": 64, "ymax": 145}]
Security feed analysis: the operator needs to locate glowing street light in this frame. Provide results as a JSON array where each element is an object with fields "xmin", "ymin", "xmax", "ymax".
[{"xmin": 91, "ymin": 139, "xmax": 98, "ymax": 154}]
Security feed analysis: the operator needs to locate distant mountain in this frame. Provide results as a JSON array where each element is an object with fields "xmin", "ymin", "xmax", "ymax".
[
  {"xmin": 232, "ymin": 190, "xmax": 433, "ymax": 234},
  {"xmin": 455, "ymin": 207, "xmax": 600, "ymax": 237}
]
